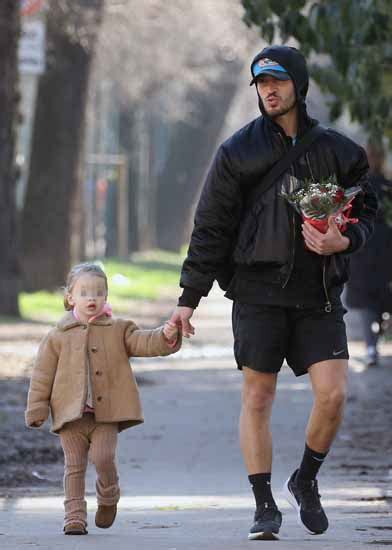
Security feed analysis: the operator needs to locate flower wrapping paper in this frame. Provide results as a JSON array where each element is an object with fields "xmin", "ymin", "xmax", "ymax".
[{"xmin": 281, "ymin": 177, "xmax": 361, "ymax": 234}]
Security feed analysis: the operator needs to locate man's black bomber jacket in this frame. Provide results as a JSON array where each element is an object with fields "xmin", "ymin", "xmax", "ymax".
[{"xmin": 179, "ymin": 116, "xmax": 378, "ymax": 309}]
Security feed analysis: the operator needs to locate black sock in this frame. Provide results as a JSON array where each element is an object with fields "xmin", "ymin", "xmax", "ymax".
[
  {"xmin": 248, "ymin": 473, "xmax": 276, "ymax": 508},
  {"xmin": 297, "ymin": 444, "xmax": 328, "ymax": 482}
]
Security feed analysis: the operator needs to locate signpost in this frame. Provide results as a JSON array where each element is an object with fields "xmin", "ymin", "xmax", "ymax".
[
  {"xmin": 19, "ymin": 20, "xmax": 46, "ymax": 75},
  {"xmin": 20, "ymin": 0, "xmax": 45, "ymax": 17},
  {"xmin": 19, "ymin": 0, "xmax": 46, "ymax": 75},
  {"xmin": 17, "ymin": 0, "xmax": 46, "ymax": 209}
]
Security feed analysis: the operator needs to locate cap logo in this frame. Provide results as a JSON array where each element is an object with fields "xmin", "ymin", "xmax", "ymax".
[{"xmin": 258, "ymin": 58, "xmax": 280, "ymax": 67}]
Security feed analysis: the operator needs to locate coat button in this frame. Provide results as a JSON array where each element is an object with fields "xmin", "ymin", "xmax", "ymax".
[
  {"xmin": 97, "ymin": 396, "xmax": 102, "ymax": 402},
  {"xmin": 91, "ymin": 346, "xmax": 98, "ymax": 352},
  {"xmin": 95, "ymin": 370, "xmax": 102, "ymax": 376}
]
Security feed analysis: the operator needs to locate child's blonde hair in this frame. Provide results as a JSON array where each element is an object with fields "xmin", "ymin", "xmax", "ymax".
[{"xmin": 64, "ymin": 263, "xmax": 108, "ymax": 311}]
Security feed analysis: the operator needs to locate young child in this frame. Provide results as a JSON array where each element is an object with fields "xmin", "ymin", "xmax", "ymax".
[{"xmin": 25, "ymin": 262, "xmax": 181, "ymax": 535}]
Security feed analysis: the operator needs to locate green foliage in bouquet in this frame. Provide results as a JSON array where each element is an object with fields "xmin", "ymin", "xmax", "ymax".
[{"xmin": 281, "ymin": 176, "xmax": 360, "ymax": 220}]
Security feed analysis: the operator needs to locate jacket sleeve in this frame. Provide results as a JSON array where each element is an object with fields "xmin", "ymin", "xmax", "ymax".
[
  {"xmin": 179, "ymin": 144, "xmax": 243, "ymax": 307},
  {"xmin": 25, "ymin": 330, "xmax": 59, "ymax": 428},
  {"xmin": 339, "ymin": 145, "xmax": 378, "ymax": 254},
  {"xmin": 124, "ymin": 322, "xmax": 182, "ymax": 357}
]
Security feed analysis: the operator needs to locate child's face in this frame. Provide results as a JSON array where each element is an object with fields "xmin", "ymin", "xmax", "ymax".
[{"xmin": 67, "ymin": 274, "xmax": 107, "ymax": 321}]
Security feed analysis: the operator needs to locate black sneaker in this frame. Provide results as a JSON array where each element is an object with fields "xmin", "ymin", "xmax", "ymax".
[
  {"xmin": 366, "ymin": 355, "xmax": 378, "ymax": 368},
  {"xmin": 284, "ymin": 469, "xmax": 328, "ymax": 535},
  {"xmin": 366, "ymin": 347, "xmax": 378, "ymax": 367},
  {"xmin": 248, "ymin": 502, "xmax": 282, "ymax": 540}
]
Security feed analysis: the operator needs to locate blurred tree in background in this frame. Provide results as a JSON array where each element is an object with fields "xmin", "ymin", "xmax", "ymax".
[
  {"xmin": 242, "ymin": 0, "xmax": 392, "ymax": 144},
  {"xmin": 0, "ymin": 1, "xmax": 20, "ymax": 315},
  {"xmin": 5, "ymin": 0, "xmax": 391, "ymax": 306},
  {"xmin": 94, "ymin": 0, "xmax": 253, "ymax": 252},
  {"xmin": 22, "ymin": 0, "xmax": 104, "ymax": 292},
  {"xmin": 20, "ymin": 0, "xmax": 255, "ymax": 294}
]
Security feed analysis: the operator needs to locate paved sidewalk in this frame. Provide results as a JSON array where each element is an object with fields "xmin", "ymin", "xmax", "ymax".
[{"xmin": 0, "ymin": 287, "xmax": 391, "ymax": 549}]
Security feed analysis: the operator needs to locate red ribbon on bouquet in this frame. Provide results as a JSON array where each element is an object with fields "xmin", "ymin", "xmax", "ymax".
[{"xmin": 302, "ymin": 202, "xmax": 358, "ymax": 234}]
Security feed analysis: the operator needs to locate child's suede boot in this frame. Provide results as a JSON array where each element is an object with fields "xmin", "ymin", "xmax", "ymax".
[
  {"xmin": 95, "ymin": 504, "xmax": 117, "ymax": 528},
  {"xmin": 64, "ymin": 522, "xmax": 88, "ymax": 535}
]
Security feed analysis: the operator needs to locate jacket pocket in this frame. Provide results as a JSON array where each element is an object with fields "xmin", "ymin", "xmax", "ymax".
[
  {"xmin": 251, "ymin": 201, "xmax": 292, "ymax": 264},
  {"xmin": 234, "ymin": 204, "xmax": 262, "ymax": 261}
]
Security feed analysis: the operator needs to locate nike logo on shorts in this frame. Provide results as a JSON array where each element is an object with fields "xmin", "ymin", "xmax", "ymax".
[{"xmin": 332, "ymin": 349, "xmax": 345, "ymax": 356}]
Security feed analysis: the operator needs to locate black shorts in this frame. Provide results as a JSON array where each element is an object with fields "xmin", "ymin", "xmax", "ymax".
[{"xmin": 232, "ymin": 302, "xmax": 349, "ymax": 377}]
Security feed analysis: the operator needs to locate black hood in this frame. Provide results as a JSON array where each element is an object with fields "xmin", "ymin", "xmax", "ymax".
[
  {"xmin": 250, "ymin": 45, "xmax": 312, "ymax": 133},
  {"xmin": 251, "ymin": 45, "xmax": 309, "ymax": 100}
]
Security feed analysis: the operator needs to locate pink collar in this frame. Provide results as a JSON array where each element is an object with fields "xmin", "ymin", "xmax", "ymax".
[{"xmin": 73, "ymin": 303, "xmax": 113, "ymax": 324}]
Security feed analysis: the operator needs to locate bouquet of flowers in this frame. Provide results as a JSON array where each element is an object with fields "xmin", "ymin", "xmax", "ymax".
[{"xmin": 281, "ymin": 176, "xmax": 361, "ymax": 233}]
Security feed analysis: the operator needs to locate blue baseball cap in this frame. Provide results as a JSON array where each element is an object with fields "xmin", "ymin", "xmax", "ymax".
[{"xmin": 250, "ymin": 57, "xmax": 291, "ymax": 85}]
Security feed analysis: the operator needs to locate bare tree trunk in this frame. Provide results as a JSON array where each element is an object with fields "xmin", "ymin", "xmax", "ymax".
[
  {"xmin": 119, "ymin": 109, "xmax": 139, "ymax": 253},
  {"xmin": 156, "ymin": 69, "xmax": 241, "ymax": 251},
  {"xmin": 70, "ymin": 159, "xmax": 86, "ymax": 265},
  {"xmin": 0, "ymin": 2, "xmax": 20, "ymax": 315},
  {"xmin": 134, "ymin": 107, "xmax": 157, "ymax": 250},
  {"xmin": 21, "ymin": 0, "xmax": 103, "ymax": 291}
]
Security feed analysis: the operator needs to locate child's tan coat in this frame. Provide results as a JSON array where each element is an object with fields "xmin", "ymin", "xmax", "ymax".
[{"xmin": 25, "ymin": 312, "xmax": 180, "ymax": 433}]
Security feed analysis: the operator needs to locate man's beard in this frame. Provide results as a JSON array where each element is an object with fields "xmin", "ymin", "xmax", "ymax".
[{"xmin": 266, "ymin": 97, "xmax": 297, "ymax": 119}]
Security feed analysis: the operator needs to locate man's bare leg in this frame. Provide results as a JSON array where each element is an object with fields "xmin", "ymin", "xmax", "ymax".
[
  {"xmin": 240, "ymin": 367, "xmax": 278, "ymax": 474},
  {"xmin": 240, "ymin": 367, "xmax": 282, "ymax": 540},
  {"xmin": 306, "ymin": 359, "xmax": 348, "ymax": 452},
  {"xmin": 284, "ymin": 359, "xmax": 348, "ymax": 535}
]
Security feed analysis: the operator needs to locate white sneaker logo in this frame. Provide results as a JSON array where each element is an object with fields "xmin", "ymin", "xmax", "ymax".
[{"xmin": 332, "ymin": 349, "xmax": 345, "ymax": 356}]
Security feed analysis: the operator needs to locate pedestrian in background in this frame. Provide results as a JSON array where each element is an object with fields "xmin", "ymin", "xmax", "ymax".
[
  {"xmin": 345, "ymin": 141, "xmax": 392, "ymax": 367},
  {"xmin": 25, "ymin": 262, "xmax": 180, "ymax": 535}
]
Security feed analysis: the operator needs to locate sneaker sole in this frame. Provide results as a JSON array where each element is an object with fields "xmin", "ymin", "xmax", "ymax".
[
  {"xmin": 248, "ymin": 530, "xmax": 280, "ymax": 541},
  {"xmin": 283, "ymin": 476, "xmax": 324, "ymax": 536}
]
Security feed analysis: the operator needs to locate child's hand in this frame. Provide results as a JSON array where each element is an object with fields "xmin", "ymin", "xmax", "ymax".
[
  {"xmin": 163, "ymin": 320, "xmax": 179, "ymax": 344},
  {"xmin": 32, "ymin": 420, "xmax": 44, "ymax": 427}
]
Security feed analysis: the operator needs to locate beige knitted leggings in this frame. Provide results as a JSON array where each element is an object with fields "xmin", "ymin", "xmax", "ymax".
[{"xmin": 59, "ymin": 413, "xmax": 120, "ymax": 527}]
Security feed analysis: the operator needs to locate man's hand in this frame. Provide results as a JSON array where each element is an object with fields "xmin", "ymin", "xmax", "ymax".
[
  {"xmin": 170, "ymin": 306, "xmax": 195, "ymax": 338},
  {"xmin": 302, "ymin": 216, "xmax": 350, "ymax": 255}
]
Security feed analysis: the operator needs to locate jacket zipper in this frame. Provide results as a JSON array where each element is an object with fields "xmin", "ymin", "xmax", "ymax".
[
  {"xmin": 305, "ymin": 152, "xmax": 315, "ymax": 181},
  {"xmin": 322, "ymin": 257, "xmax": 332, "ymax": 312},
  {"xmin": 281, "ymin": 133, "xmax": 296, "ymax": 288},
  {"xmin": 307, "ymin": 150, "xmax": 332, "ymax": 311},
  {"xmin": 282, "ymin": 211, "xmax": 296, "ymax": 288}
]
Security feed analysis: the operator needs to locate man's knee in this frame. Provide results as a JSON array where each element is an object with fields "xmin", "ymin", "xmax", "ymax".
[
  {"xmin": 315, "ymin": 387, "xmax": 347, "ymax": 417},
  {"xmin": 242, "ymin": 372, "xmax": 276, "ymax": 415}
]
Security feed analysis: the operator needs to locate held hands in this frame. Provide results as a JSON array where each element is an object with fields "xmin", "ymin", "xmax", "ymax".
[
  {"xmin": 302, "ymin": 216, "xmax": 350, "ymax": 256},
  {"xmin": 163, "ymin": 320, "xmax": 179, "ymax": 345},
  {"xmin": 170, "ymin": 306, "xmax": 195, "ymax": 339}
]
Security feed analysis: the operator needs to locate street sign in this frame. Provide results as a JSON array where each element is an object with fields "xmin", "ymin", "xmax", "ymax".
[
  {"xmin": 20, "ymin": 0, "xmax": 45, "ymax": 17},
  {"xmin": 19, "ymin": 20, "xmax": 46, "ymax": 75}
]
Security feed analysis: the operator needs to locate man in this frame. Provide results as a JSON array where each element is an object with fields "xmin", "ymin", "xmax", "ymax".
[
  {"xmin": 345, "ymin": 141, "xmax": 392, "ymax": 367},
  {"xmin": 170, "ymin": 45, "xmax": 377, "ymax": 540}
]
